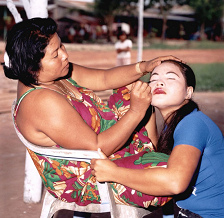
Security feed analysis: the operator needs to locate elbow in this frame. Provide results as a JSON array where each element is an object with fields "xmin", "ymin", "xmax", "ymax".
[{"xmin": 168, "ymin": 178, "xmax": 188, "ymax": 195}]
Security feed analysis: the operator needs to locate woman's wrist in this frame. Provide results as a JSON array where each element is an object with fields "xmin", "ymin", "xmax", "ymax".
[
  {"xmin": 128, "ymin": 107, "xmax": 145, "ymax": 121},
  {"xmin": 135, "ymin": 61, "xmax": 148, "ymax": 76}
]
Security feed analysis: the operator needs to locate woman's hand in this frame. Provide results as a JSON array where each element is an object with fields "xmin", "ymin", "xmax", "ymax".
[
  {"xmin": 91, "ymin": 148, "xmax": 118, "ymax": 182},
  {"xmin": 144, "ymin": 55, "xmax": 183, "ymax": 73},
  {"xmin": 129, "ymin": 81, "xmax": 152, "ymax": 117}
]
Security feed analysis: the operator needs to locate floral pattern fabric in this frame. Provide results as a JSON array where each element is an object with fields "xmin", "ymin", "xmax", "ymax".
[{"xmin": 14, "ymin": 79, "xmax": 170, "ymax": 208}]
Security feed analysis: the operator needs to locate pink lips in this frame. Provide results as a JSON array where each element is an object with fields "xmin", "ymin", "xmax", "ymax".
[{"xmin": 153, "ymin": 88, "xmax": 166, "ymax": 95}]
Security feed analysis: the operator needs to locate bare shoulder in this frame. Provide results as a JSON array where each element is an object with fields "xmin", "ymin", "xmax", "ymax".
[
  {"xmin": 16, "ymin": 87, "xmax": 98, "ymax": 149},
  {"xmin": 16, "ymin": 88, "xmax": 74, "ymax": 145},
  {"xmin": 18, "ymin": 88, "xmax": 68, "ymax": 115}
]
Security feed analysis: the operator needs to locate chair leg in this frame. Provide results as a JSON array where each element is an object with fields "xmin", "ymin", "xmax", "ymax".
[
  {"xmin": 23, "ymin": 150, "xmax": 42, "ymax": 203},
  {"xmin": 106, "ymin": 183, "xmax": 152, "ymax": 218},
  {"xmin": 40, "ymin": 191, "xmax": 57, "ymax": 218}
]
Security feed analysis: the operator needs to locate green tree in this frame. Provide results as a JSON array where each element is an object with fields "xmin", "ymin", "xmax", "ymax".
[
  {"xmin": 186, "ymin": 0, "xmax": 224, "ymax": 40},
  {"xmin": 93, "ymin": 0, "xmax": 137, "ymax": 41}
]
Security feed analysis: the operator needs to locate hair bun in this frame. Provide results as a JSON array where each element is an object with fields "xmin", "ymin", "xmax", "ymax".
[{"xmin": 3, "ymin": 66, "xmax": 19, "ymax": 80}]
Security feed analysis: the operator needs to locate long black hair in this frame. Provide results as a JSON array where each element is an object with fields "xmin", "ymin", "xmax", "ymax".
[
  {"xmin": 3, "ymin": 18, "xmax": 57, "ymax": 87},
  {"xmin": 156, "ymin": 60, "xmax": 199, "ymax": 155}
]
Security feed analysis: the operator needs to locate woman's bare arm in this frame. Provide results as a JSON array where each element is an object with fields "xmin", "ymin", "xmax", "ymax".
[
  {"xmin": 17, "ymin": 81, "xmax": 152, "ymax": 156},
  {"xmin": 91, "ymin": 145, "xmax": 201, "ymax": 195},
  {"xmin": 71, "ymin": 55, "xmax": 182, "ymax": 91}
]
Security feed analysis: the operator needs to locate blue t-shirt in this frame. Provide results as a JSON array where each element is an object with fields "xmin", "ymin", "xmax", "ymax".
[{"xmin": 173, "ymin": 109, "xmax": 224, "ymax": 217}]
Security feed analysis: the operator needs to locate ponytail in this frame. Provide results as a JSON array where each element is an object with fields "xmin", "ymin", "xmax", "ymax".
[{"xmin": 157, "ymin": 100, "xmax": 199, "ymax": 154}]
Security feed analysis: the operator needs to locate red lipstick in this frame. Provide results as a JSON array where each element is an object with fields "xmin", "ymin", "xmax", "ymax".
[{"xmin": 153, "ymin": 88, "xmax": 166, "ymax": 95}]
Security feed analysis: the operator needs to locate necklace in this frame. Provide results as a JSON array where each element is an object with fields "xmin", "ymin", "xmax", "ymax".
[{"xmin": 52, "ymin": 80, "xmax": 84, "ymax": 102}]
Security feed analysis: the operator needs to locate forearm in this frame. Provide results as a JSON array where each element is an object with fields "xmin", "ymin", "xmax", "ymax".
[
  {"xmin": 104, "ymin": 64, "xmax": 144, "ymax": 89},
  {"xmin": 107, "ymin": 146, "xmax": 200, "ymax": 195},
  {"xmin": 92, "ymin": 144, "xmax": 201, "ymax": 197},
  {"xmin": 117, "ymin": 47, "xmax": 130, "ymax": 53},
  {"xmin": 72, "ymin": 62, "xmax": 145, "ymax": 91},
  {"xmin": 108, "ymin": 166, "xmax": 175, "ymax": 196},
  {"xmin": 98, "ymin": 109, "xmax": 145, "ymax": 156}
]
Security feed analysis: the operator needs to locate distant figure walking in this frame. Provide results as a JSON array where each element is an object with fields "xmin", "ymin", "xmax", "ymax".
[{"xmin": 115, "ymin": 30, "xmax": 132, "ymax": 66}]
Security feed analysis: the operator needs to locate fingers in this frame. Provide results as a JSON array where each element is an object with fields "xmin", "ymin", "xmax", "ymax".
[
  {"xmin": 133, "ymin": 80, "xmax": 148, "ymax": 90},
  {"xmin": 158, "ymin": 55, "xmax": 185, "ymax": 63},
  {"xmin": 97, "ymin": 148, "xmax": 107, "ymax": 159},
  {"xmin": 90, "ymin": 158, "xmax": 107, "ymax": 182},
  {"xmin": 90, "ymin": 159, "xmax": 95, "ymax": 176},
  {"xmin": 91, "ymin": 169, "xmax": 95, "ymax": 176},
  {"xmin": 134, "ymin": 81, "xmax": 151, "ymax": 96},
  {"xmin": 144, "ymin": 55, "xmax": 185, "ymax": 73}
]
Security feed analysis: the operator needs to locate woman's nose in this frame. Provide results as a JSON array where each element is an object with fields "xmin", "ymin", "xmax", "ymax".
[
  {"xmin": 61, "ymin": 51, "xmax": 68, "ymax": 61},
  {"xmin": 156, "ymin": 80, "xmax": 164, "ymax": 86},
  {"xmin": 61, "ymin": 45, "xmax": 68, "ymax": 61}
]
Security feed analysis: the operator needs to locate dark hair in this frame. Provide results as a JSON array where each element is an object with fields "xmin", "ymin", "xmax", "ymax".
[
  {"xmin": 3, "ymin": 17, "xmax": 57, "ymax": 87},
  {"xmin": 117, "ymin": 30, "xmax": 127, "ymax": 40},
  {"xmin": 156, "ymin": 60, "xmax": 199, "ymax": 154}
]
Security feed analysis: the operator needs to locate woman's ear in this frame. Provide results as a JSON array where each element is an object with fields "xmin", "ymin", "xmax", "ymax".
[{"xmin": 186, "ymin": 86, "xmax": 194, "ymax": 99}]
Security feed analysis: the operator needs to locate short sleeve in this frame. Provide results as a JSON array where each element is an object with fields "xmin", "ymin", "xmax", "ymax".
[
  {"xmin": 115, "ymin": 41, "xmax": 120, "ymax": 49},
  {"xmin": 173, "ymin": 114, "xmax": 209, "ymax": 152},
  {"xmin": 127, "ymin": 39, "xmax": 132, "ymax": 48}
]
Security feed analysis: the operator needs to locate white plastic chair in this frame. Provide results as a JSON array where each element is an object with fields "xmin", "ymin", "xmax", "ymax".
[{"xmin": 12, "ymin": 100, "xmax": 152, "ymax": 218}]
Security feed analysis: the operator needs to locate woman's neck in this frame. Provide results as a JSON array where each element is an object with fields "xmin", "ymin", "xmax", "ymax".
[{"xmin": 159, "ymin": 99, "xmax": 189, "ymax": 121}]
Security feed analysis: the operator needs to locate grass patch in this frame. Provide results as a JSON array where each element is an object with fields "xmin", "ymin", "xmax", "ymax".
[
  {"xmin": 187, "ymin": 40, "xmax": 224, "ymax": 49},
  {"xmin": 138, "ymin": 39, "xmax": 224, "ymax": 50},
  {"xmin": 189, "ymin": 63, "xmax": 224, "ymax": 91}
]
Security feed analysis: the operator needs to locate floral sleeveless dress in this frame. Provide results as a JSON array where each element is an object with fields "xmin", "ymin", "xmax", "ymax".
[{"xmin": 13, "ymin": 78, "xmax": 170, "ymax": 208}]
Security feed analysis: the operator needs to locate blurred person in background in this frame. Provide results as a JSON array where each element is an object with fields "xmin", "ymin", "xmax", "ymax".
[{"xmin": 115, "ymin": 30, "xmax": 132, "ymax": 66}]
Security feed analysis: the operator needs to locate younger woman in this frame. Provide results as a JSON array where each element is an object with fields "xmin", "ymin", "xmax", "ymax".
[{"xmin": 91, "ymin": 60, "xmax": 224, "ymax": 218}]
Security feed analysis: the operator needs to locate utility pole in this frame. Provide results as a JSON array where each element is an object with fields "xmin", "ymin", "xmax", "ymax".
[{"xmin": 137, "ymin": 0, "xmax": 144, "ymax": 61}]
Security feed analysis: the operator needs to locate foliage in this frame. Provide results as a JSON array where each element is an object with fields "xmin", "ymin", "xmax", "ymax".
[
  {"xmin": 92, "ymin": 0, "xmax": 138, "ymax": 40},
  {"xmin": 93, "ymin": 0, "xmax": 137, "ymax": 18},
  {"xmin": 187, "ymin": 0, "xmax": 224, "ymax": 24},
  {"xmin": 145, "ymin": 0, "xmax": 177, "ymax": 11}
]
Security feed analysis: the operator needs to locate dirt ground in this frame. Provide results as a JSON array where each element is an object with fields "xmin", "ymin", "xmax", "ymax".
[{"xmin": 0, "ymin": 41, "xmax": 224, "ymax": 218}]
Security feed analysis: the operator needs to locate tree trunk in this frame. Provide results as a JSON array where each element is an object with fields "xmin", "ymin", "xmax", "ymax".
[
  {"xmin": 161, "ymin": 13, "xmax": 167, "ymax": 42},
  {"xmin": 200, "ymin": 22, "xmax": 206, "ymax": 40},
  {"xmin": 105, "ymin": 15, "xmax": 114, "ymax": 42}
]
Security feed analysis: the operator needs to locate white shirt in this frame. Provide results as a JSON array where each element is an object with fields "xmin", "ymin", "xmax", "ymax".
[{"xmin": 115, "ymin": 39, "xmax": 132, "ymax": 59}]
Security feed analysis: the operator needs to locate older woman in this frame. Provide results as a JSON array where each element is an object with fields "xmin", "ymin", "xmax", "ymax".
[
  {"xmin": 3, "ymin": 18, "xmax": 180, "ymax": 207},
  {"xmin": 91, "ymin": 60, "xmax": 224, "ymax": 218}
]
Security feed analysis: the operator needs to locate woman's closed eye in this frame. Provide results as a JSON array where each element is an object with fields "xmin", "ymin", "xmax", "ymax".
[
  {"xmin": 53, "ymin": 44, "xmax": 64, "ymax": 58},
  {"xmin": 149, "ymin": 79, "xmax": 157, "ymax": 83}
]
